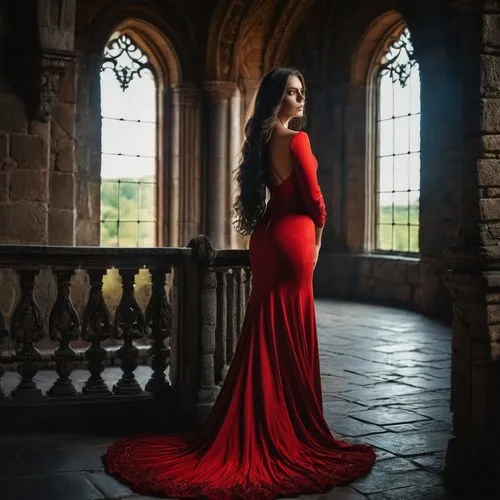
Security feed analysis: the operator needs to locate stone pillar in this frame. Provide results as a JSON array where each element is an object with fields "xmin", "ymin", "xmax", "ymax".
[
  {"xmin": 39, "ymin": 0, "xmax": 77, "ymax": 245},
  {"xmin": 204, "ymin": 81, "xmax": 236, "ymax": 249},
  {"xmin": 228, "ymin": 87, "xmax": 241, "ymax": 248},
  {"xmin": 178, "ymin": 85, "xmax": 202, "ymax": 246},
  {"xmin": 75, "ymin": 53, "xmax": 100, "ymax": 245},
  {"xmin": 444, "ymin": 2, "xmax": 500, "ymax": 496},
  {"xmin": 165, "ymin": 87, "xmax": 180, "ymax": 247}
]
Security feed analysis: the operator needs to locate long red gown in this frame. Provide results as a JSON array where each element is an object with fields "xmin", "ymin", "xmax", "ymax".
[{"xmin": 104, "ymin": 131, "xmax": 376, "ymax": 499}]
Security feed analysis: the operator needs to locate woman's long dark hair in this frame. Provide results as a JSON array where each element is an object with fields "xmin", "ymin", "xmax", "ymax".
[{"xmin": 232, "ymin": 68, "xmax": 306, "ymax": 235}]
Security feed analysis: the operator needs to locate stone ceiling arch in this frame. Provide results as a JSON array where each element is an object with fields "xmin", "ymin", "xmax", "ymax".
[
  {"xmin": 263, "ymin": 0, "xmax": 316, "ymax": 71},
  {"xmin": 206, "ymin": 0, "xmax": 249, "ymax": 81}
]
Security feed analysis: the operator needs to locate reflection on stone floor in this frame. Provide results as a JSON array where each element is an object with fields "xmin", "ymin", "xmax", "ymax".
[{"xmin": 0, "ymin": 299, "xmax": 456, "ymax": 500}]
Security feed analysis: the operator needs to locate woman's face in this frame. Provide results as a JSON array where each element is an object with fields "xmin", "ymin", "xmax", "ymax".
[{"xmin": 279, "ymin": 74, "xmax": 305, "ymax": 120}]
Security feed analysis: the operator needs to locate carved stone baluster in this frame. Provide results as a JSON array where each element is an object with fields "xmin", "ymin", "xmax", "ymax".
[
  {"xmin": 244, "ymin": 267, "xmax": 251, "ymax": 304},
  {"xmin": 189, "ymin": 235, "xmax": 220, "ymax": 422},
  {"xmin": 226, "ymin": 269, "xmax": 237, "ymax": 364},
  {"xmin": 82, "ymin": 270, "xmax": 112, "ymax": 395},
  {"xmin": 214, "ymin": 270, "xmax": 228, "ymax": 386},
  {"xmin": 236, "ymin": 267, "xmax": 246, "ymax": 333},
  {"xmin": 113, "ymin": 269, "xmax": 145, "ymax": 395},
  {"xmin": 48, "ymin": 270, "xmax": 80, "ymax": 396},
  {"xmin": 0, "ymin": 311, "xmax": 9, "ymax": 398},
  {"xmin": 145, "ymin": 268, "xmax": 173, "ymax": 394},
  {"xmin": 11, "ymin": 270, "xmax": 44, "ymax": 398}
]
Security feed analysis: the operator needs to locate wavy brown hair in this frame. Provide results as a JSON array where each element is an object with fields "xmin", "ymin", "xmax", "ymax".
[{"xmin": 232, "ymin": 68, "xmax": 306, "ymax": 235}]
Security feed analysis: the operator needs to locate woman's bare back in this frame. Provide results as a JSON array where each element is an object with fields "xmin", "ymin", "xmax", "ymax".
[{"xmin": 267, "ymin": 130, "xmax": 299, "ymax": 188}]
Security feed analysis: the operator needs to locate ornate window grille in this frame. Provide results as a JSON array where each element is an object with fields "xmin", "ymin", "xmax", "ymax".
[
  {"xmin": 99, "ymin": 33, "xmax": 158, "ymax": 247},
  {"xmin": 375, "ymin": 27, "xmax": 420, "ymax": 253}
]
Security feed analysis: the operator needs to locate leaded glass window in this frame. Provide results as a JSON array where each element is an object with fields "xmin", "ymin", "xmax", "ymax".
[
  {"xmin": 375, "ymin": 27, "xmax": 420, "ymax": 253},
  {"xmin": 100, "ymin": 33, "xmax": 157, "ymax": 247}
]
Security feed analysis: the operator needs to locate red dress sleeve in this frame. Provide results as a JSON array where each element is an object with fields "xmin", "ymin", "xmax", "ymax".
[{"xmin": 289, "ymin": 131, "xmax": 326, "ymax": 228}]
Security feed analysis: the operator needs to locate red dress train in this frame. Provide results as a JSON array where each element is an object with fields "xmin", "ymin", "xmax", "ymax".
[{"xmin": 104, "ymin": 131, "xmax": 376, "ymax": 499}]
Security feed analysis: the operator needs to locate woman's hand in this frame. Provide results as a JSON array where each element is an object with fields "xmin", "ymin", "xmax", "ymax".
[{"xmin": 313, "ymin": 244, "xmax": 321, "ymax": 269}]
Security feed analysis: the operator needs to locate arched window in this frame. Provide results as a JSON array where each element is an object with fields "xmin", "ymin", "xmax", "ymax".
[
  {"xmin": 100, "ymin": 33, "xmax": 157, "ymax": 247},
  {"xmin": 374, "ymin": 26, "xmax": 420, "ymax": 253}
]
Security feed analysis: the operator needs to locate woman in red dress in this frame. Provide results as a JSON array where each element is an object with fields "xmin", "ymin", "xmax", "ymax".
[{"xmin": 105, "ymin": 68, "xmax": 376, "ymax": 499}]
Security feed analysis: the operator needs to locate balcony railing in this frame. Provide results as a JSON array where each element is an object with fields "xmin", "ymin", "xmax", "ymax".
[{"xmin": 0, "ymin": 235, "xmax": 250, "ymax": 428}]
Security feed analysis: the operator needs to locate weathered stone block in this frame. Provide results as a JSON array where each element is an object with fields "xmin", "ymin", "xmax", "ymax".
[
  {"xmin": 0, "ymin": 172, "xmax": 7, "ymax": 202},
  {"xmin": 0, "ymin": 202, "xmax": 47, "ymax": 243},
  {"xmin": 479, "ymin": 198, "xmax": 500, "ymax": 220},
  {"xmin": 52, "ymin": 103, "xmax": 75, "ymax": 137},
  {"xmin": 483, "ymin": 14, "xmax": 500, "ymax": 47},
  {"xmin": 477, "ymin": 159, "xmax": 500, "ymax": 186},
  {"xmin": 373, "ymin": 259, "xmax": 407, "ymax": 283},
  {"xmin": 481, "ymin": 55, "xmax": 500, "ymax": 94},
  {"xmin": 50, "ymin": 172, "xmax": 74, "ymax": 209},
  {"xmin": 0, "ymin": 100, "xmax": 28, "ymax": 133},
  {"xmin": 88, "ymin": 180, "xmax": 100, "ymax": 219},
  {"xmin": 490, "ymin": 324, "xmax": 500, "ymax": 342},
  {"xmin": 10, "ymin": 134, "xmax": 48, "ymax": 170},
  {"xmin": 0, "ymin": 133, "xmax": 7, "ymax": 160},
  {"xmin": 407, "ymin": 263, "xmax": 421, "ymax": 285},
  {"xmin": 487, "ymin": 304, "xmax": 500, "ymax": 324},
  {"xmin": 358, "ymin": 258, "xmax": 372, "ymax": 276},
  {"xmin": 48, "ymin": 209, "xmax": 75, "ymax": 245},
  {"xmin": 9, "ymin": 170, "xmax": 48, "ymax": 202},
  {"xmin": 28, "ymin": 121, "xmax": 49, "ymax": 141},
  {"xmin": 395, "ymin": 284, "xmax": 412, "ymax": 303},
  {"xmin": 55, "ymin": 147, "xmax": 75, "ymax": 172},
  {"xmin": 75, "ymin": 218, "xmax": 99, "ymax": 246}
]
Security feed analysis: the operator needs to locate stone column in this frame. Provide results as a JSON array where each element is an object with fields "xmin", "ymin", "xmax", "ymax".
[
  {"xmin": 444, "ymin": 2, "xmax": 500, "ymax": 496},
  {"xmin": 178, "ymin": 85, "xmax": 202, "ymax": 246},
  {"xmin": 164, "ymin": 87, "xmax": 180, "ymax": 247},
  {"xmin": 204, "ymin": 81, "xmax": 236, "ymax": 249},
  {"xmin": 38, "ymin": 0, "xmax": 77, "ymax": 245},
  {"xmin": 228, "ymin": 87, "xmax": 241, "ymax": 248}
]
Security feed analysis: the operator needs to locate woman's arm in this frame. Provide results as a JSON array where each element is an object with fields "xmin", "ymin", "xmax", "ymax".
[{"xmin": 289, "ymin": 132, "xmax": 327, "ymax": 229}]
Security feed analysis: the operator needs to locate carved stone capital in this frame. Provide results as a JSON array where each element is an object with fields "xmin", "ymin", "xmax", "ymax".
[
  {"xmin": 204, "ymin": 81, "xmax": 237, "ymax": 102},
  {"xmin": 35, "ymin": 48, "xmax": 77, "ymax": 123},
  {"xmin": 176, "ymin": 84, "xmax": 202, "ymax": 108}
]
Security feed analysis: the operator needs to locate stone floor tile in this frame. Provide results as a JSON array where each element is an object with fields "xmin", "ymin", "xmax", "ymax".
[
  {"xmin": 367, "ymin": 485, "xmax": 455, "ymax": 500},
  {"xmin": 350, "ymin": 408, "xmax": 428, "ymax": 426},
  {"xmin": 360, "ymin": 432, "xmax": 451, "ymax": 457},
  {"xmin": 325, "ymin": 416, "xmax": 386, "ymax": 437},
  {"xmin": 371, "ymin": 457, "xmax": 420, "ymax": 472},
  {"xmin": 314, "ymin": 486, "xmax": 368, "ymax": 499},
  {"xmin": 16, "ymin": 446, "xmax": 107, "ymax": 475},
  {"xmin": 398, "ymin": 377, "xmax": 450, "ymax": 390},
  {"xmin": 0, "ymin": 472, "xmax": 105, "ymax": 500},
  {"xmin": 384, "ymin": 420, "xmax": 451, "ymax": 434},
  {"xmin": 411, "ymin": 407, "xmax": 453, "ymax": 424},
  {"xmin": 340, "ymin": 383, "xmax": 425, "ymax": 403},
  {"xmin": 409, "ymin": 452, "xmax": 446, "ymax": 473},
  {"xmin": 85, "ymin": 471, "xmax": 134, "ymax": 498},
  {"xmin": 351, "ymin": 468, "xmax": 442, "ymax": 495},
  {"xmin": 323, "ymin": 398, "xmax": 368, "ymax": 415},
  {"xmin": 372, "ymin": 448, "xmax": 398, "ymax": 461}
]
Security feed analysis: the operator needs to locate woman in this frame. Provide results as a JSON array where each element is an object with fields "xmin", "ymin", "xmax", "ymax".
[{"xmin": 105, "ymin": 68, "xmax": 376, "ymax": 499}]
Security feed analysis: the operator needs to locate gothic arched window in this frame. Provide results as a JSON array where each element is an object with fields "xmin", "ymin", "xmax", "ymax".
[
  {"xmin": 100, "ymin": 33, "xmax": 158, "ymax": 247},
  {"xmin": 374, "ymin": 26, "xmax": 420, "ymax": 253}
]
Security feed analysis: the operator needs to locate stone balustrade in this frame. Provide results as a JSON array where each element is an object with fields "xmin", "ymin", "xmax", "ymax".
[{"xmin": 0, "ymin": 235, "xmax": 251, "ymax": 427}]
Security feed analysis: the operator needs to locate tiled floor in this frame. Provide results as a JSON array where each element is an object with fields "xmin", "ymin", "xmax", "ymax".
[{"xmin": 0, "ymin": 299, "xmax": 457, "ymax": 500}]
